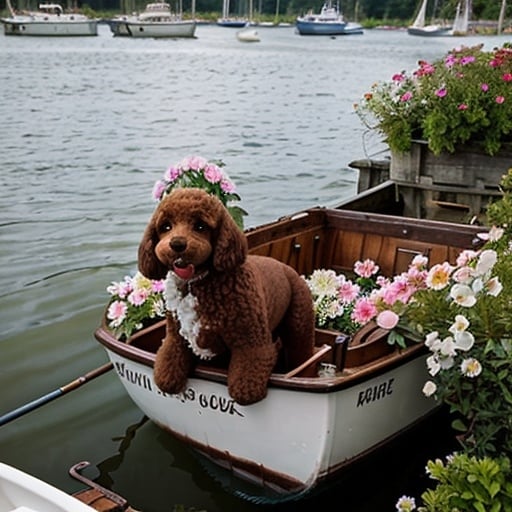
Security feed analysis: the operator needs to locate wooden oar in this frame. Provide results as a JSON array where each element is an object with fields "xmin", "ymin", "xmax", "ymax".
[{"xmin": 0, "ymin": 362, "xmax": 113, "ymax": 427}]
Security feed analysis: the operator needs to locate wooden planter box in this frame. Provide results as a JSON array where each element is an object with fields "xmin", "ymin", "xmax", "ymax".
[{"xmin": 390, "ymin": 140, "xmax": 509, "ymax": 220}]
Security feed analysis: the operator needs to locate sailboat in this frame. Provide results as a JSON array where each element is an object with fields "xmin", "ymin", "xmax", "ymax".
[
  {"xmin": 451, "ymin": 0, "xmax": 470, "ymax": 36},
  {"xmin": 407, "ymin": 0, "xmax": 452, "ymax": 36},
  {"xmin": 217, "ymin": 0, "xmax": 248, "ymax": 27}
]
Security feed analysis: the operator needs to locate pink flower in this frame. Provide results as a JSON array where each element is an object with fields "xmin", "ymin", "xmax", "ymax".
[
  {"xmin": 496, "ymin": 96, "xmax": 505, "ymax": 104},
  {"xmin": 152, "ymin": 180, "xmax": 167, "ymax": 201},
  {"xmin": 203, "ymin": 164, "xmax": 224, "ymax": 184},
  {"xmin": 376, "ymin": 310, "xmax": 399, "ymax": 330},
  {"xmin": 460, "ymin": 56, "xmax": 475, "ymax": 65},
  {"xmin": 351, "ymin": 297, "xmax": 377, "ymax": 324},
  {"xmin": 481, "ymin": 83, "xmax": 489, "ymax": 92},
  {"xmin": 392, "ymin": 73, "xmax": 405, "ymax": 82},
  {"xmin": 435, "ymin": 88, "xmax": 447, "ymax": 98},
  {"xmin": 354, "ymin": 259, "xmax": 379, "ymax": 278},
  {"xmin": 107, "ymin": 300, "xmax": 128, "ymax": 325},
  {"xmin": 400, "ymin": 91, "xmax": 413, "ymax": 102},
  {"xmin": 164, "ymin": 166, "xmax": 182, "ymax": 182},
  {"xmin": 220, "ymin": 179, "xmax": 236, "ymax": 193},
  {"xmin": 458, "ymin": 104, "xmax": 468, "ymax": 110},
  {"xmin": 180, "ymin": 156, "xmax": 208, "ymax": 171},
  {"xmin": 128, "ymin": 289, "xmax": 149, "ymax": 306},
  {"xmin": 338, "ymin": 281, "xmax": 360, "ymax": 303},
  {"xmin": 502, "ymin": 73, "xmax": 512, "ymax": 82},
  {"xmin": 152, "ymin": 280, "xmax": 165, "ymax": 293}
]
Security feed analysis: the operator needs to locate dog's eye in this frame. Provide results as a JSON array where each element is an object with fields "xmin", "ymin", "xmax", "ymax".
[
  {"xmin": 194, "ymin": 221, "xmax": 209, "ymax": 233},
  {"xmin": 160, "ymin": 221, "xmax": 172, "ymax": 233}
]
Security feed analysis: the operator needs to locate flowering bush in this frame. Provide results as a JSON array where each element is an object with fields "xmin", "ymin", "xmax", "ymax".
[
  {"xmin": 303, "ymin": 257, "xmax": 427, "ymax": 347},
  {"xmin": 355, "ymin": 43, "xmax": 512, "ymax": 155},
  {"xmin": 395, "ymin": 169, "xmax": 512, "ymax": 512},
  {"xmin": 152, "ymin": 155, "xmax": 247, "ymax": 229},
  {"xmin": 405, "ymin": 239, "xmax": 512, "ymax": 457},
  {"xmin": 396, "ymin": 454, "xmax": 512, "ymax": 512},
  {"xmin": 106, "ymin": 271, "xmax": 166, "ymax": 340}
]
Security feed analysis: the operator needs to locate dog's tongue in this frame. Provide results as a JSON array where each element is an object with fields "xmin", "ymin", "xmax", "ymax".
[{"xmin": 173, "ymin": 262, "xmax": 195, "ymax": 280}]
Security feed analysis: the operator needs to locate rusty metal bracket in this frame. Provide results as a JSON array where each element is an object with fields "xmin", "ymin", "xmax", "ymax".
[{"xmin": 69, "ymin": 461, "xmax": 128, "ymax": 510}]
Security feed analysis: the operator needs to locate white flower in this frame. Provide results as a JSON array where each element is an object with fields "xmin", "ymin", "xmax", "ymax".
[
  {"xmin": 454, "ymin": 330, "xmax": 475, "ymax": 351},
  {"xmin": 422, "ymin": 380, "xmax": 437, "ymax": 397},
  {"xmin": 486, "ymin": 276, "xmax": 503, "ymax": 297},
  {"xmin": 306, "ymin": 269, "xmax": 339, "ymax": 298},
  {"xmin": 426, "ymin": 354, "xmax": 441, "ymax": 376},
  {"xmin": 449, "ymin": 314, "xmax": 469, "ymax": 334},
  {"xmin": 396, "ymin": 495, "xmax": 416, "ymax": 511},
  {"xmin": 476, "ymin": 249, "xmax": 498, "ymax": 276},
  {"xmin": 477, "ymin": 225, "xmax": 504, "ymax": 242},
  {"xmin": 424, "ymin": 331, "xmax": 440, "ymax": 350},
  {"xmin": 439, "ymin": 336, "xmax": 457, "ymax": 357},
  {"xmin": 449, "ymin": 283, "xmax": 477, "ymax": 307},
  {"xmin": 460, "ymin": 357, "xmax": 482, "ymax": 378}
]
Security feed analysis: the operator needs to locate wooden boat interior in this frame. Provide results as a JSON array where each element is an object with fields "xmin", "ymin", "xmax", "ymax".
[{"xmin": 97, "ymin": 206, "xmax": 483, "ymax": 389}]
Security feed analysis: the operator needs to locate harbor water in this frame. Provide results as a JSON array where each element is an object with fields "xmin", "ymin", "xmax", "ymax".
[{"xmin": 0, "ymin": 23, "xmax": 509, "ymax": 511}]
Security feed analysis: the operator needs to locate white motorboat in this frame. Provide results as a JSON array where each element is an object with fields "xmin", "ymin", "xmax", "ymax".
[
  {"xmin": 1, "ymin": 2, "xmax": 98, "ymax": 36},
  {"xmin": 296, "ymin": 1, "xmax": 363, "ymax": 35},
  {"xmin": 108, "ymin": 2, "xmax": 196, "ymax": 38}
]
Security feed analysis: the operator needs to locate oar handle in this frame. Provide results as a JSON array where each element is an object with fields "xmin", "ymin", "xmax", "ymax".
[{"xmin": 0, "ymin": 362, "xmax": 113, "ymax": 427}]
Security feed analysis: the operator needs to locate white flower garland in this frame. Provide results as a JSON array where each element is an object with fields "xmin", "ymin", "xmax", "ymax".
[{"xmin": 164, "ymin": 271, "xmax": 216, "ymax": 360}]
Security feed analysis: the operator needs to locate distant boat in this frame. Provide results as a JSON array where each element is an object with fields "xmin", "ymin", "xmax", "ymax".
[
  {"xmin": 108, "ymin": 2, "xmax": 196, "ymax": 38},
  {"xmin": 217, "ymin": 0, "xmax": 248, "ymax": 27},
  {"xmin": 296, "ymin": 1, "xmax": 363, "ymax": 36},
  {"xmin": 236, "ymin": 24, "xmax": 260, "ymax": 41},
  {"xmin": 0, "ymin": 2, "xmax": 98, "ymax": 36},
  {"xmin": 407, "ymin": 0, "xmax": 452, "ymax": 36},
  {"xmin": 451, "ymin": 0, "xmax": 470, "ymax": 36}
]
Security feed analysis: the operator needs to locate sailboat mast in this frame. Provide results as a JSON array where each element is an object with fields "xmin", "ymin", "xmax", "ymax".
[
  {"xmin": 6, "ymin": 0, "xmax": 16, "ymax": 17},
  {"xmin": 498, "ymin": 0, "xmax": 506, "ymax": 34}
]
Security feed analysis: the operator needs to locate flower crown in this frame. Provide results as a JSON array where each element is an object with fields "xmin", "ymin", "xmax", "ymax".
[{"xmin": 152, "ymin": 156, "xmax": 247, "ymax": 229}]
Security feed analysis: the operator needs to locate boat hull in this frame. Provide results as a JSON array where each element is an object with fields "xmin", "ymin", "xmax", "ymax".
[
  {"xmin": 116, "ymin": 20, "xmax": 196, "ymax": 37},
  {"xmin": 1, "ymin": 17, "xmax": 98, "ymax": 36},
  {"xmin": 0, "ymin": 463, "xmax": 96, "ymax": 511},
  {"xmin": 101, "ymin": 342, "xmax": 436, "ymax": 498},
  {"xmin": 407, "ymin": 25, "xmax": 452, "ymax": 36},
  {"xmin": 217, "ymin": 18, "xmax": 248, "ymax": 27},
  {"xmin": 295, "ymin": 19, "xmax": 363, "ymax": 35}
]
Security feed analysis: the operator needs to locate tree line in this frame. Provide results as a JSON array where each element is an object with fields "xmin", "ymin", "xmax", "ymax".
[{"xmin": 1, "ymin": 0, "xmax": 508, "ymax": 22}]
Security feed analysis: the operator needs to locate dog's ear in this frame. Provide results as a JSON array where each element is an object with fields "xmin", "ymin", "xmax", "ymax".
[
  {"xmin": 138, "ymin": 221, "xmax": 168, "ymax": 280},
  {"xmin": 213, "ymin": 208, "xmax": 248, "ymax": 272}
]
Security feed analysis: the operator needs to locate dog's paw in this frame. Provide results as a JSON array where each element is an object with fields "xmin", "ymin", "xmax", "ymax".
[
  {"xmin": 153, "ymin": 369, "xmax": 187, "ymax": 395},
  {"xmin": 228, "ymin": 382, "xmax": 267, "ymax": 406}
]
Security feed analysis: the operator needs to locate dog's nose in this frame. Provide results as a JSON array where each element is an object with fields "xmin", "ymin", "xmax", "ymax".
[{"xmin": 170, "ymin": 237, "xmax": 187, "ymax": 253}]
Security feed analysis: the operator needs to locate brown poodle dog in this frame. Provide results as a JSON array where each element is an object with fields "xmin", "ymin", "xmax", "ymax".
[{"xmin": 138, "ymin": 187, "xmax": 315, "ymax": 405}]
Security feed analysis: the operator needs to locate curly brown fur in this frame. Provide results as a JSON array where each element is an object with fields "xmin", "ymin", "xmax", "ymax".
[{"xmin": 138, "ymin": 187, "xmax": 315, "ymax": 405}]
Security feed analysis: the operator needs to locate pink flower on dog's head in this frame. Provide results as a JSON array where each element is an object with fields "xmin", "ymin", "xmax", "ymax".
[{"xmin": 151, "ymin": 156, "xmax": 247, "ymax": 229}]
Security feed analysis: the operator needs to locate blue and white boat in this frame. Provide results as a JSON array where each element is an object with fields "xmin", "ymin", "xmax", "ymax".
[{"xmin": 296, "ymin": 1, "xmax": 363, "ymax": 36}]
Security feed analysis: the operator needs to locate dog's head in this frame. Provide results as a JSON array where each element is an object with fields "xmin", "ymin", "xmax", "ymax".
[{"xmin": 138, "ymin": 187, "xmax": 248, "ymax": 280}]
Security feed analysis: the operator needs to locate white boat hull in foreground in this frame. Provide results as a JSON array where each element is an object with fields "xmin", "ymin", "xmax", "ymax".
[
  {"xmin": 0, "ymin": 462, "xmax": 96, "ymax": 512},
  {"xmin": 101, "ymin": 340, "xmax": 435, "ymax": 497}
]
